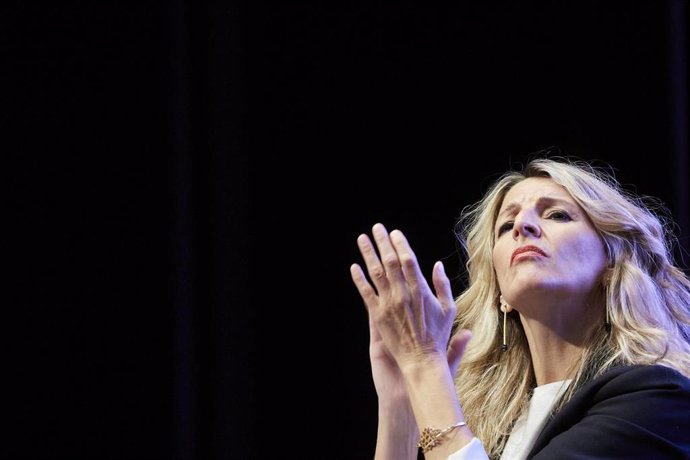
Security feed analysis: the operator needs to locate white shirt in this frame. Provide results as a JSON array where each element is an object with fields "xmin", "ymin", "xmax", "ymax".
[{"xmin": 447, "ymin": 379, "xmax": 572, "ymax": 460}]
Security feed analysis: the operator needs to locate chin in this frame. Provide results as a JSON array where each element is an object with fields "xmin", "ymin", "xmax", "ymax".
[
  {"xmin": 505, "ymin": 279, "xmax": 559, "ymax": 303},
  {"xmin": 510, "ymin": 269, "xmax": 553, "ymax": 288}
]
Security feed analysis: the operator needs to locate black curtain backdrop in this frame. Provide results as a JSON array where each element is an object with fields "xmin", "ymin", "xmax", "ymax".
[{"xmin": 4, "ymin": 1, "xmax": 688, "ymax": 459}]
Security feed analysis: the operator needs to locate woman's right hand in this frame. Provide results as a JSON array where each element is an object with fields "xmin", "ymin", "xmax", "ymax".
[
  {"xmin": 364, "ymin": 288, "xmax": 471, "ymax": 410},
  {"xmin": 350, "ymin": 223, "xmax": 472, "ymax": 422}
]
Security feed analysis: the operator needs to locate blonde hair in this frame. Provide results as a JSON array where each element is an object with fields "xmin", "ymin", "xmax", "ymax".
[{"xmin": 453, "ymin": 156, "xmax": 690, "ymax": 459}]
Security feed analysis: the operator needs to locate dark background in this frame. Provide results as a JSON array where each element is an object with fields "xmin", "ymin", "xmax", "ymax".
[{"xmin": 3, "ymin": 1, "xmax": 688, "ymax": 459}]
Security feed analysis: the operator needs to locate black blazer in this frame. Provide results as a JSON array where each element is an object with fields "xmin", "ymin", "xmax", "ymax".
[{"xmin": 528, "ymin": 364, "xmax": 690, "ymax": 459}]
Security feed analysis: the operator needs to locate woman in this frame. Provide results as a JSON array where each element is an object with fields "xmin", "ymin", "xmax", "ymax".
[{"xmin": 350, "ymin": 156, "xmax": 690, "ymax": 459}]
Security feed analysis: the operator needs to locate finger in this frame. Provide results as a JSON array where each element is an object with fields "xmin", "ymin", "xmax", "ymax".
[
  {"xmin": 350, "ymin": 263, "xmax": 379, "ymax": 312},
  {"xmin": 448, "ymin": 328, "xmax": 473, "ymax": 377},
  {"xmin": 432, "ymin": 261, "xmax": 455, "ymax": 311},
  {"xmin": 350, "ymin": 264, "xmax": 385, "ymax": 348},
  {"xmin": 356, "ymin": 232, "xmax": 391, "ymax": 296},
  {"xmin": 388, "ymin": 228, "xmax": 426, "ymax": 291},
  {"xmin": 371, "ymin": 223, "xmax": 407, "ymax": 287}
]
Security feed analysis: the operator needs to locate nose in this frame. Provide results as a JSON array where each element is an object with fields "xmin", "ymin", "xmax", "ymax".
[{"xmin": 512, "ymin": 212, "xmax": 541, "ymax": 240}]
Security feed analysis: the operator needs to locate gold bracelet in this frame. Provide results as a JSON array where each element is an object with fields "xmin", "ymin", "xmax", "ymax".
[{"xmin": 417, "ymin": 421, "xmax": 466, "ymax": 453}]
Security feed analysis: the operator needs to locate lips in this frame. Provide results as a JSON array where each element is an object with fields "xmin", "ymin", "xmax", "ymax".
[{"xmin": 511, "ymin": 245, "xmax": 547, "ymax": 265}]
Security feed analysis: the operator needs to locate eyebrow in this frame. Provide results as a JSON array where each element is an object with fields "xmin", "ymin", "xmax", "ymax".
[{"xmin": 497, "ymin": 196, "xmax": 576, "ymax": 220}]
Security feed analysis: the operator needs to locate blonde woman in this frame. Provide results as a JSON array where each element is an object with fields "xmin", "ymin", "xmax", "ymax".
[{"xmin": 351, "ymin": 156, "xmax": 690, "ymax": 459}]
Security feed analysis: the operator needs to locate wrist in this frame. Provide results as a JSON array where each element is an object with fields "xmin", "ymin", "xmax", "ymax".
[
  {"xmin": 399, "ymin": 354, "xmax": 453, "ymax": 386},
  {"xmin": 375, "ymin": 406, "xmax": 419, "ymax": 460}
]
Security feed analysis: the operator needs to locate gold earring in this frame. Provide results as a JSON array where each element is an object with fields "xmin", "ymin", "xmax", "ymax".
[
  {"xmin": 499, "ymin": 295, "xmax": 512, "ymax": 352},
  {"xmin": 604, "ymin": 282, "xmax": 612, "ymax": 333},
  {"xmin": 604, "ymin": 270, "xmax": 611, "ymax": 332}
]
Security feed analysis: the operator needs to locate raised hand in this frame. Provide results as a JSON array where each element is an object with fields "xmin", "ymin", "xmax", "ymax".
[
  {"xmin": 350, "ymin": 223, "xmax": 460, "ymax": 373},
  {"xmin": 350, "ymin": 223, "xmax": 474, "ymax": 460}
]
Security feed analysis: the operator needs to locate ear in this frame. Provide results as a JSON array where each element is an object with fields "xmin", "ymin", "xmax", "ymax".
[{"xmin": 499, "ymin": 294, "xmax": 513, "ymax": 313}]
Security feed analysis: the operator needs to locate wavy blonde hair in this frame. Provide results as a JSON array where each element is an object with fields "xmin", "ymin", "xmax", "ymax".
[{"xmin": 453, "ymin": 156, "xmax": 690, "ymax": 459}]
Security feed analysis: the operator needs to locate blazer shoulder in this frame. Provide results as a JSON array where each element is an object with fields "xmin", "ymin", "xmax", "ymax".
[
  {"xmin": 590, "ymin": 363, "xmax": 690, "ymax": 397},
  {"xmin": 528, "ymin": 364, "xmax": 690, "ymax": 459}
]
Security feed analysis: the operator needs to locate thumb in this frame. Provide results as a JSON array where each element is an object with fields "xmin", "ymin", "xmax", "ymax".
[
  {"xmin": 447, "ymin": 328, "xmax": 473, "ymax": 377},
  {"xmin": 432, "ymin": 261, "xmax": 455, "ymax": 310}
]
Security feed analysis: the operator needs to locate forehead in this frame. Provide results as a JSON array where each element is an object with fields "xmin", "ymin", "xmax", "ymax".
[{"xmin": 500, "ymin": 177, "xmax": 575, "ymax": 209}]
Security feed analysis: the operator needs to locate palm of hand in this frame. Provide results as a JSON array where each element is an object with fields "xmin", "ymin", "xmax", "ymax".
[{"xmin": 369, "ymin": 317, "xmax": 409, "ymax": 402}]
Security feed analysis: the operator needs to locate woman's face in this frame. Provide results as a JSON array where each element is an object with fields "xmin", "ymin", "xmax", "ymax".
[{"xmin": 492, "ymin": 177, "xmax": 607, "ymax": 310}]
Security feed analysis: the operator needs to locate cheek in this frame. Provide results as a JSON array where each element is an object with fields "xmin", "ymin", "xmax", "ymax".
[
  {"xmin": 492, "ymin": 242, "xmax": 508, "ymax": 280},
  {"xmin": 562, "ymin": 235, "xmax": 607, "ymax": 271}
]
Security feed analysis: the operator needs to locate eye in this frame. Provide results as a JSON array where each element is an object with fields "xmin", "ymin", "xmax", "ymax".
[
  {"xmin": 546, "ymin": 210, "xmax": 572, "ymax": 221},
  {"xmin": 497, "ymin": 221, "xmax": 514, "ymax": 235}
]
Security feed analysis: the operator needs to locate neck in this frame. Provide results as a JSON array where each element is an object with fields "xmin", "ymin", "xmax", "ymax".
[{"xmin": 518, "ymin": 299, "xmax": 601, "ymax": 386}]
